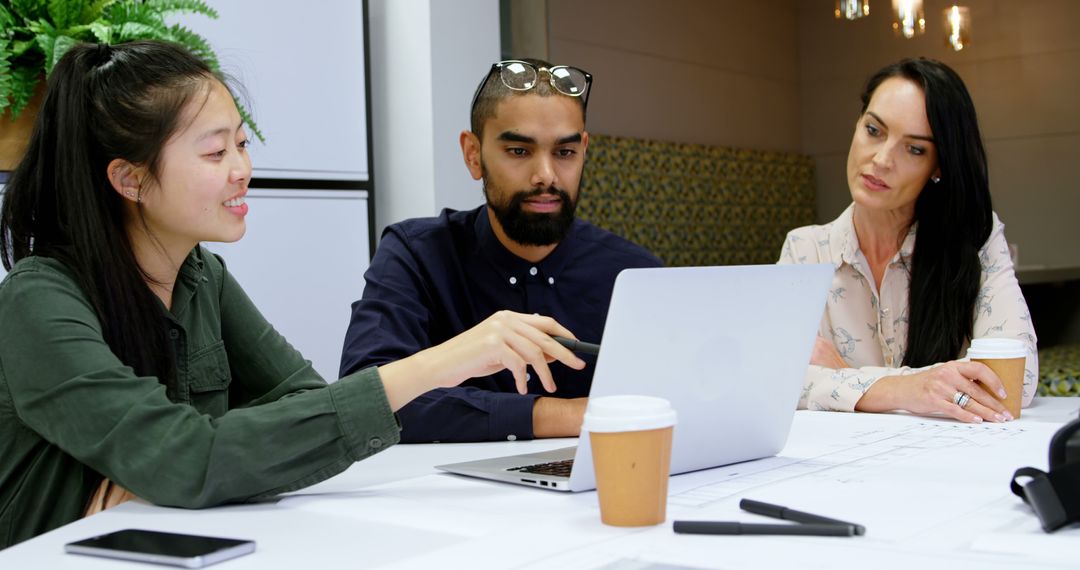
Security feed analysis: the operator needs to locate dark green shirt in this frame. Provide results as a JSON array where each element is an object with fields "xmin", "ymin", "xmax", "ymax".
[{"xmin": 0, "ymin": 247, "xmax": 400, "ymax": 549}]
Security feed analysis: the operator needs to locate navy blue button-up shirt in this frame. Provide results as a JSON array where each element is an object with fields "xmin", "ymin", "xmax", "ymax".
[{"xmin": 340, "ymin": 206, "xmax": 662, "ymax": 443}]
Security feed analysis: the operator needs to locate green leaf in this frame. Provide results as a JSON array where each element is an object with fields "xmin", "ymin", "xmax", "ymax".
[
  {"xmin": 9, "ymin": 66, "xmax": 40, "ymax": 119},
  {"xmin": 147, "ymin": 0, "xmax": 218, "ymax": 19},
  {"xmin": 0, "ymin": 40, "xmax": 12, "ymax": 116},
  {"xmin": 48, "ymin": 0, "xmax": 87, "ymax": 30},
  {"xmin": 0, "ymin": 4, "xmax": 17, "ymax": 33},
  {"xmin": 10, "ymin": 39, "xmax": 37, "ymax": 59},
  {"xmin": 88, "ymin": 20, "xmax": 111, "ymax": 43},
  {"xmin": 44, "ymin": 34, "xmax": 78, "ymax": 73},
  {"xmin": 104, "ymin": 1, "xmax": 163, "ymax": 27},
  {"xmin": 63, "ymin": 23, "xmax": 98, "ymax": 41},
  {"xmin": 116, "ymin": 21, "xmax": 161, "ymax": 42},
  {"xmin": 27, "ymin": 18, "xmax": 57, "ymax": 36},
  {"xmin": 165, "ymin": 23, "xmax": 217, "ymax": 69},
  {"xmin": 80, "ymin": 0, "xmax": 117, "ymax": 24},
  {"xmin": 32, "ymin": 24, "xmax": 59, "ymax": 69},
  {"xmin": 235, "ymin": 101, "xmax": 265, "ymax": 144},
  {"xmin": 10, "ymin": 0, "xmax": 48, "ymax": 22}
]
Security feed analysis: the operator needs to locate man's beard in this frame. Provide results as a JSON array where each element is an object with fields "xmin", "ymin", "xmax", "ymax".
[{"xmin": 484, "ymin": 180, "xmax": 577, "ymax": 247}]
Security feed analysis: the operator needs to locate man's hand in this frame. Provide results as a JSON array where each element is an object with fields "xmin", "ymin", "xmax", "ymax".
[{"xmin": 378, "ymin": 311, "xmax": 585, "ymax": 411}]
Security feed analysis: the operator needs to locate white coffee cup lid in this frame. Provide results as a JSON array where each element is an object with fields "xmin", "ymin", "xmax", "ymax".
[
  {"xmin": 582, "ymin": 395, "xmax": 677, "ymax": 433},
  {"xmin": 966, "ymin": 337, "xmax": 1026, "ymax": 359}
]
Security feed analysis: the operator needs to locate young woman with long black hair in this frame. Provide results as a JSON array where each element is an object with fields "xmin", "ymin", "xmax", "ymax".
[
  {"xmin": 779, "ymin": 58, "xmax": 1037, "ymax": 423},
  {"xmin": 0, "ymin": 41, "xmax": 584, "ymax": 548}
]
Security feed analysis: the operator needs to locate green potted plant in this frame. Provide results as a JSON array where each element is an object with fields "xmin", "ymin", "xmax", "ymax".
[{"xmin": 0, "ymin": 0, "xmax": 261, "ymax": 169}]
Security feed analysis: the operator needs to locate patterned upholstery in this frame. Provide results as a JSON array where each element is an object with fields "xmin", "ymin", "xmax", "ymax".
[
  {"xmin": 577, "ymin": 134, "xmax": 816, "ymax": 267},
  {"xmin": 1038, "ymin": 344, "xmax": 1080, "ymax": 397}
]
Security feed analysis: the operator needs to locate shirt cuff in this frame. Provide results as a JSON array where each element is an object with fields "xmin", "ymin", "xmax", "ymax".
[
  {"xmin": 488, "ymin": 392, "xmax": 540, "ymax": 441},
  {"xmin": 802, "ymin": 365, "xmax": 894, "ymax": 412},
  {"xmin": 330, "ymin": 366, "xmax": 402, "ymax": 460}
]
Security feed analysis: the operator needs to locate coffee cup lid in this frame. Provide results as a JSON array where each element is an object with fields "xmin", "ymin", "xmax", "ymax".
[
  {"xmin": 966, "ymin": 337, "xmax": 1026, "ymax": 359},
  {"xmin": 582, "ymin": 395, "xmax": 677, "ymax": 433}
]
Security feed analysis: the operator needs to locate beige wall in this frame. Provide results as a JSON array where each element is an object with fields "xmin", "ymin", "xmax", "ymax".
[
  {"xmin": 546, "ymin": 0, "xmax": 802, "ymax": 153},
  {"xmin": 545, "ymin": 0, "xmax": 1080, "ymax": 268},
  {"xmin": 800, "ymin": 0, "xmax": 1080, "ymax": 267}
]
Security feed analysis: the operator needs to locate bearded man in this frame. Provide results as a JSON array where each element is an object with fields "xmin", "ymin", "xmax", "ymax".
[{"xmin": 340, "ymin": 59, "xmax": 661, "ymax": 443}]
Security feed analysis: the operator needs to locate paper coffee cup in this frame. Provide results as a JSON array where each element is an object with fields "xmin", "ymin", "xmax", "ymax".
[
  {"xmin": 967, "ymin": 338, "xmax": 1026, "ymax": 418},
  {"xmin": 583, "ymin": 395, "xmax": 677, "ymax": 527}
]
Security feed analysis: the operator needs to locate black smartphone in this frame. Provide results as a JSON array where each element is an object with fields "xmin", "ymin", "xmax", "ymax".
[{"xmin": 65, "ymin": 529, "xmax": 255, "ymax": 568}]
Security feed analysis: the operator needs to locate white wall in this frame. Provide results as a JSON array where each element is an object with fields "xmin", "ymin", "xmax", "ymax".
[
  {"xmin": 369, "ymin": 0, "xmax": 500, "ymax": 235},
  {"xmin": 173, "ymin": 0, "xmax": 371, "ymax": 181}
]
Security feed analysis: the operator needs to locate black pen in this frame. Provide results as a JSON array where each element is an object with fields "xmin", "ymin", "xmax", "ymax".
[
  {"xmin": 673, "ymin": 521, "xmax": 857, "ymax": 537},
  {"xmin": 551, "ymin": 335, "xmax": 600, "ymax": 355},
  {"xmin": 740, "ymin": 499, "xmax": 866, "ymax": 535}
]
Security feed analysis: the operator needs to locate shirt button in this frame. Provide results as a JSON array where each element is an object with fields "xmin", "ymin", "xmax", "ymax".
[
  {"xmin": 507, "ymin": 434, "xmax": 518, "ymax": 441},
  {"xmin": 547, "ymin": 277, "xmax": 555, "ymax": 285},
  {"xmin": 525, "ymin": 372, "xmax": 532, "ymax": 382},
  {"xmin": 368, "ymin": 437, "xmax": 384, "ymax": 448},
  {"xmin": 509, "ymin": 276, "xmax": 518, "ymax": 285},
  {"xmin": 168, "ymin": 329, "xmax": 180, "ymax": 340},
  {"xmin": 883, "ymin": 308, "xmax": 890, "ymax": 315},
  {"xmin": 529, "ymin": 267, "xmax": 538, "ymax": 276}
]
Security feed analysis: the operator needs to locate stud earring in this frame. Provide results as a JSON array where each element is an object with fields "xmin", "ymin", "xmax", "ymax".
[
  {"xmin": 125, "ymin": 190, "xmax": 136, "ymax": 198},
  {"xmin": 931, "ymin": 176, "xmax": 941, "ymax": 184}
]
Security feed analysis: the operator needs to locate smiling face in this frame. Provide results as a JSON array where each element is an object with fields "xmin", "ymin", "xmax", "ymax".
[
  {"xmin": 135, "ymin": 79, "xmax": 251, "ymax": 253},
  {"xmin": 464, "ymin": 92, "xmax": 588, "ymax": 247},
  {"xmin": 846, "ymin": 77, "xmax": 941, "ymax": 217}
]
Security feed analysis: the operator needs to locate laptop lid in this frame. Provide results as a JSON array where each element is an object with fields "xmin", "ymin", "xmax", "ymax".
[{"xmin": 566, "ymin": 263, "xmax": 832, "ymax": 491}]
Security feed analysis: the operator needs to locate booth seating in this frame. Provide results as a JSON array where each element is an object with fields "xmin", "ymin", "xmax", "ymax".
[
  {"xmin": 1038, "ymin": 344, "xmax": 1080, "ymax": 397},
  {"xmin": 576, "ymin": 133, "xmax": 816, "ymax": 267}
]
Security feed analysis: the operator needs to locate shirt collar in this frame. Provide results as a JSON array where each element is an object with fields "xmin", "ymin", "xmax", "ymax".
[
  {"xmin": 474, "ymin": 205, "xmax": 579, "ymax": 283},
  {"xmin": 831, "ymin": 203, "xmax": 917, "ymax": 267},
  {"xmin": 830, "ymin": 203, "xmax": 860, "ymax": 267},
  {"xmin": 170, "ymin": 248, "xmax": 207, "ymax": 319}
]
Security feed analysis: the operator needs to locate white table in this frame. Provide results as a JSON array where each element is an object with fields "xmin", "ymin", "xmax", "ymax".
[{"xmin": 3, "ymin": 399, "xmax": 1078, "ymax": 569}]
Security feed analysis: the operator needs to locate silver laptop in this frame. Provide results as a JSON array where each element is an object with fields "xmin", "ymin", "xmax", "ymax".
[{"xmin": 436, "ymin": 264, "xmax": 833, "ymax": 492}]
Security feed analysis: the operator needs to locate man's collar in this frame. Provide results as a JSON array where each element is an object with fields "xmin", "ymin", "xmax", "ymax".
[{"xmin": 474, "ymin": 205, "xmax": 578, "ymax": 279}]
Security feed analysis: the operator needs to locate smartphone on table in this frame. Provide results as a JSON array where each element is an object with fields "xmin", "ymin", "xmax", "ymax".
[{"xmin": 65, "ymin": 528, "xmax": 255, "ymax": 568}]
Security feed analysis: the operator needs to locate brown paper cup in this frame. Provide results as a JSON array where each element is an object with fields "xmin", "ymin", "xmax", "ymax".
[
  {"xmin": 973, "ymin": 356, "xmax": 1025, "ymax": 418},
  {"xmin": 583, "ymin": 395, "xmax": 676, "ymax": 527},
  {"xmin": 967, "ymin": 338, "xmax": 1027, "ymax": 418},
  {"xmin": 590, "ymin": 426, "xmax": 674, "ymax": 526}
]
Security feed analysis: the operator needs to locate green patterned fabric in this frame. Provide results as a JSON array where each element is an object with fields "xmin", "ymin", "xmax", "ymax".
[
  {"xmin": 577, "ymin": 134, "xmax": 816, "ymax": 267},
  {"xmin": 1038, "ymin": 344, "xmax": 1080, "ymax": 397}
]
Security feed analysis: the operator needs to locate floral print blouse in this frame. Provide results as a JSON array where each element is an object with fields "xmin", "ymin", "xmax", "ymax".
[{"xmin": 778, "ymin": 204, "xmax": 1038, "ymax": 412}]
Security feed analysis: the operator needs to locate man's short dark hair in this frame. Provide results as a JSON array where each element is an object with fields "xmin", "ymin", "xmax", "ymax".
[{"xmin": 469, "ymin": 57, "xmax": 587, "ymax": 138}]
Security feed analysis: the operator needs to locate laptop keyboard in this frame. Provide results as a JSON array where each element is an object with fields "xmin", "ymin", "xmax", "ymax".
[{"xmin": 508, "ymin": 459, "xmax": 574, "ymax": 477}]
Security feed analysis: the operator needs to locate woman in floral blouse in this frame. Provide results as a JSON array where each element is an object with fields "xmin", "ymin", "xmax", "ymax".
[{"xmin": 779, "ymin": 58, "xmax": 1036, "ymax": 423}]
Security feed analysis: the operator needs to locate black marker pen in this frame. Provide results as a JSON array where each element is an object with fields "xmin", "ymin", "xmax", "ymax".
[
  {"xmin": 673, "ymin": 521, "xmax": 858, "ymax": 537},
  {"xmin": 740, "ymin": 499, "xmax": 866, "ymax": 535},
  {"xmin": 551, "ymin": 336, "xmax": 600, "ymax": 355}
]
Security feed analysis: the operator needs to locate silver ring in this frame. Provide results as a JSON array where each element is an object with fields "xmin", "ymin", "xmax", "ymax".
[{"xmin": 953, "ymin": 391, "xmax": 971, "ymax": 408}]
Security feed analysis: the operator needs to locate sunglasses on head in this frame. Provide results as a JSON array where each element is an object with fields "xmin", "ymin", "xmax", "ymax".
[{"xmin": 470, "ymin": 60, "xmax": 593, "ymax": 117}]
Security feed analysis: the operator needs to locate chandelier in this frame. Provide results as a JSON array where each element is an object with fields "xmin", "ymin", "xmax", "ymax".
[{"xmin": 834, "ymin": 1, "xmax": 973, "ymax": 51}]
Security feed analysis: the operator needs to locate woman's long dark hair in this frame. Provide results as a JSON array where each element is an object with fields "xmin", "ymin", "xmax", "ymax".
[
  {"xmin": 1, "ymin": 41, "xmax": 221, "ymax": 390},
  {"xmin": 858, "ymin": 58, "xmax": 993, "ymax": 367}
]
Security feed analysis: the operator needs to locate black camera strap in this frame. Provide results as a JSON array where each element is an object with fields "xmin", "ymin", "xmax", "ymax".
[
  {"xmin": 1011, "ymin": 417, "xmax": 1080, "ymax": 532},
  {"xmin": 1011, "ymin": 463, "xmax": 1080, "ymax": 532}
]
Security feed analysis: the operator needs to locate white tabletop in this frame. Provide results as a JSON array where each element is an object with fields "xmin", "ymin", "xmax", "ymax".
[{"xmin": 3, "ymin": 398, "xmax": 1078, "ymax": 569}]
